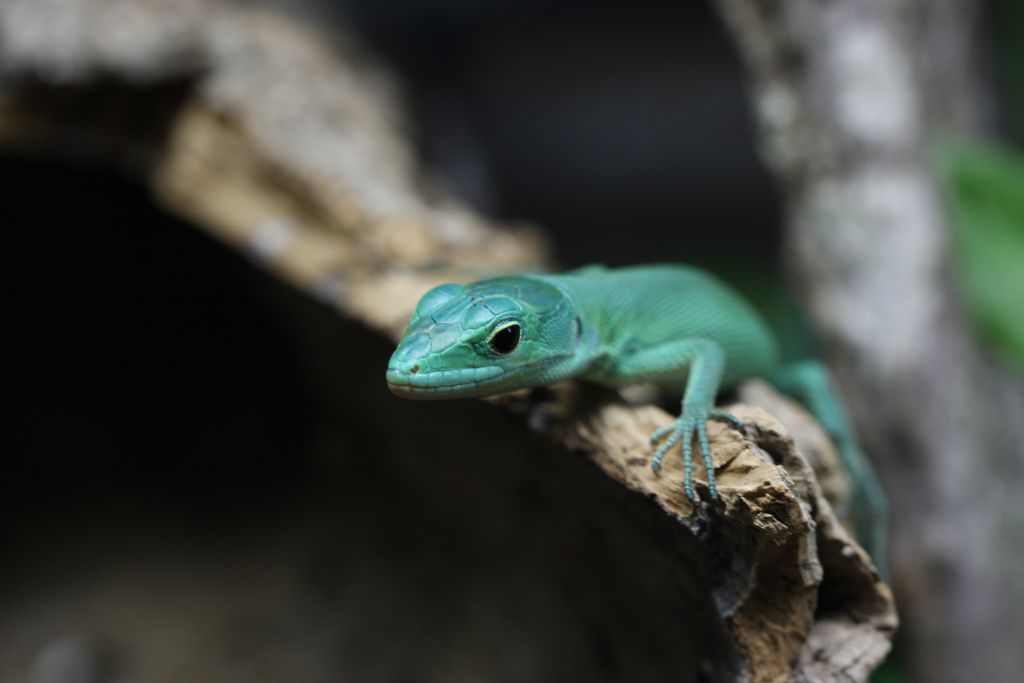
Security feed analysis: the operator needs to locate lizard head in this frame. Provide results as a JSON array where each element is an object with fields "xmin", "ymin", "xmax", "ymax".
[{"xmin": 386, "ymin": 276, "xmax": 582, "ymax": 399}]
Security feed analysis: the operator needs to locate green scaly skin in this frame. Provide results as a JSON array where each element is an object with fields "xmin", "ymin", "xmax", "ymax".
[{"xmin": 386, "ymin": 264, "xmax": 888, "ymax": 571}]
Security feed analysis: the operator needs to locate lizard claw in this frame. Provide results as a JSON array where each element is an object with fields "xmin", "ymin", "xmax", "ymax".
[
  {"xmin": 649, "ymin": 408, "xmax": 722, "ymax": 500},
  {"xmin": 650, "ymin": 423, "xmax": 686, "ymax": 474},
  {"xmin": 710, "ymin": 410, "xmax": 744, "ymax": 431},
  {"xmin": 649, "ymin": 423, "xmax": 676, "ymax": 445}
]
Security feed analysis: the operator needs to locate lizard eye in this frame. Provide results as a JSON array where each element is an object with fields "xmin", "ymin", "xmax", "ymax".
[{"xmin": 488, "ymin": 322, "xmax": 521, "ymax": 355}]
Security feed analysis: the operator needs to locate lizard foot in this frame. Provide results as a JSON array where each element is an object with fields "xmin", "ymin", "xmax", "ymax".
[{"xmin": 650, "ymin": 408, "xmax": 740, "ymax": 500}]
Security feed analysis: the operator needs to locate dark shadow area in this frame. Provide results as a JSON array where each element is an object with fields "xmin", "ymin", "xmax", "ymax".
[
  {"xmin": 2, "ymin": 156, "xmax": 314, "ymax": 511},
  {"xmin": 0, "ymin": 78, "xmax": 196, "ymax": 172},
  {"xmin": 0, "ymin": 158, "xmax": 737, "ymax": 681}
]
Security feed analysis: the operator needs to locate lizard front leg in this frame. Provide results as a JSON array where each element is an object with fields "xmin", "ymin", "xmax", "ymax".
[{"xmin": 607, "ymin": 338, "xmax": 738, "ymax": 500}]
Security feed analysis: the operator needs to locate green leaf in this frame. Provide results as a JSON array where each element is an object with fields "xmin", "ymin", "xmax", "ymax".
[{"xmin": 939, "ymin": 139, "xmax": 1024, "ymax": 371}]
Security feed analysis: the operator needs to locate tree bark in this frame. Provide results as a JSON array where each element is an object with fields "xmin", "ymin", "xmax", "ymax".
[{"xmin": 714, "ymin": 1, "xmax": 1024, "ymax": 681}]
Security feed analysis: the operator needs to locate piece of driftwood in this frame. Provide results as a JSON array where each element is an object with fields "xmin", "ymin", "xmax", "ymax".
[{"xmin": 0, "ymin": 1, "xmax": 895, "ymax": 680}]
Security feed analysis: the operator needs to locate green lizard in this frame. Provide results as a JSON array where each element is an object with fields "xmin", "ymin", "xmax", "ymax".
[{"xmin": 386, "ymin": 264, "xmax": 887, "ymax": 567}]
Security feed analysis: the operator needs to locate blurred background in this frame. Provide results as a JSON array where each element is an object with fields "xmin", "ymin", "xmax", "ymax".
[{"xmin": 2, "ymin": 0, "xmax": 1022, "ymax": 681}]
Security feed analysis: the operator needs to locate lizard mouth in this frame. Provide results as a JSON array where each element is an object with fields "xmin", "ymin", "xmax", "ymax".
[{"xmin": 385, "ymin": 365, "xmax": 506, "ymax": 399}]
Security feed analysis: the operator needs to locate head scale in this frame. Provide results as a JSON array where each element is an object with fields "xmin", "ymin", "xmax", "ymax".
[{"xmin": 386, "ymin": 276, "xmax": 580, "ymax": 399}]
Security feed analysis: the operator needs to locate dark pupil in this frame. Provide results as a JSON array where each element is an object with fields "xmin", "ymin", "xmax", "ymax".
[{"xmin": 490, "ymin": 324, "xmax": 521, "ymax": 354}]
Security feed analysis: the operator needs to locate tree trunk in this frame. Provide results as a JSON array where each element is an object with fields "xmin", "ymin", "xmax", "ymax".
[{"xmin": 714, "ymin": 1, "xmax": 1024, "ymax": 681}]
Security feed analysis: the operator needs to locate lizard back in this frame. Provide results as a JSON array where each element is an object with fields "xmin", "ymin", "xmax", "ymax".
[{"xmin": 543, "ymin": 264, "xmax": 780, "ymax": 386}]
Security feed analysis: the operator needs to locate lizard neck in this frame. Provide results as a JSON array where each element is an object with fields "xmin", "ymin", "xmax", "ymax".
[
  {"xmin": 529, "ymin": 327, "xmax": 600, "ymax": 386},
  {"xmin": 517, "ymin": 273, "xmax": 602, "ymax": 384}
]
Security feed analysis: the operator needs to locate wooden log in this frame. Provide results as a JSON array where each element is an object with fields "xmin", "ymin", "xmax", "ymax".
[{"xmin": 0, "ymin": 1, "xmax": 896, "ymax": 680}]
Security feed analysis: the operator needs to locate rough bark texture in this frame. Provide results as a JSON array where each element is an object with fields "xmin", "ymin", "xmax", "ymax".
[
  {"xmin": 0, "ymin": 0, "xmax": 895, "ymax": 680},
  {"xmin": 713, "ymin": 1, "xmax": 1024, "ymax": 681}
]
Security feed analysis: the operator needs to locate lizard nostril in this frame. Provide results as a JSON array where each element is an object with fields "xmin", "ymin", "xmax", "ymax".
[{"xmin": 410, "ymin": 364, "xmax": 420, "ymax": 374}]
